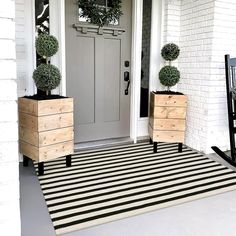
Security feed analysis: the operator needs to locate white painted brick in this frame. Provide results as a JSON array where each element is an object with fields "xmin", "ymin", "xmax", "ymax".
[
  {"xmin": 0, "ymin": 80, "xmax": 17, "ymax": 100},
  {"xmin": 0, "ymin": 180, "xmax": 19, "ymax": 202},
  {"xmin": 0, "ymin": 122, "xmax": 18, "ymax": 142},
  {"xmin": 0, "ymin": 219, "xmax": 21, "ymax": 236},
  {"xmin": 0, "ymin": 61, "xmax": 16, "ymax": 79},
  {"xmin": 0, "ymin": 18, "xmax": 15, "ymax": 40},
  {"xmin": 0, "ymin": 39, "xmax": 16, "ymax": 60},
  {"xmin": 0, "ymin": 141, "xmax": 19, "ymax": 163},
  {"xmin": 0, "ymin": 101, "xmax": 17, "ymax": 122},
  {"xmin": 0, "ymin": 0, "xmax": 15, "ymax": 19},
  {"xmin": 0, "ymin": 162, "xmax": 19, "ymax": 183}
]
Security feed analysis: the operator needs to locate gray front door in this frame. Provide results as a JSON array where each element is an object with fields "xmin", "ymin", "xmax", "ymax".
[{"xmin": 65, "ymin": 0, "xmax": 132, "ymax": 143}]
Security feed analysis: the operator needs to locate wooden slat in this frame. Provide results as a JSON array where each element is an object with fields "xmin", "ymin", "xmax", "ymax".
[
  {"xmin": 149, "ymin": 118, "xmax": 186, "ymax": 131},
  {"xmin": 39, "ymin": 127, "xmax": 74, "ymax": 147},
  {"xmin": 149, "ymin": 126, "xmax": 185, "ymax": 143},
  {"xmin": 19, "ymin": 127, "xmax": 39, "ymax": 146},
  {"xmin": 153, "ymin": 107, "xmax": 186, "ymax": 119},
  {"xmin": 19, "ymin": 141, "xmax": 74, "ymax": 162},
  {"xmin": 38, "ymin": 113, "xmax": 73, "ymax": 131},
  {"xmin": 19, "ymin": 112, "xmax": 38, "ymax": 131},
  {"xmin": 38, "ymin": 98, "xmax": 73, "ymax": 116},
  {"xmin": 150, "ymin": 92, "xmax": 187, "ymax": 107},
  {"xmin": 18, "ymin": 97, "xmax": 73, "ymax": 116},
  {"xmin": 18, "ymin": 97, "xmax": 38, "ymax": 115}
]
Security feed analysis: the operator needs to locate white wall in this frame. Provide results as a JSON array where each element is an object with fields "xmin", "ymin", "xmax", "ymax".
[
  {"xmin": 163, "ymin": 0, "xmax": 236, "ymax": 153},
  {"xmin": 0, "ymin": 0, "xmax": 21, "ymax": 235}
]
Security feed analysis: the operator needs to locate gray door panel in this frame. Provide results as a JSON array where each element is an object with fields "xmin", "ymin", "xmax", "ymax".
[{"xmin": 65, "ymin": 0, "xmax": 131, "ymax": 142}]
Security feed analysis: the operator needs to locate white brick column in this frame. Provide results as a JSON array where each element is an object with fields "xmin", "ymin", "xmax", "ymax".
[
  {"xmin": 162, "ymin": 0, "xmax": 235, "ymax": 153},
  {"xmin": 0, "ymin": 0, "xmax": 21, "ymax": 235}
]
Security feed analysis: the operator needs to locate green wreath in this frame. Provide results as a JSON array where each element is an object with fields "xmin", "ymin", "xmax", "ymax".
[{"xmin": 78, "ymin": 0, "xmax": 123, "ymax": 27}]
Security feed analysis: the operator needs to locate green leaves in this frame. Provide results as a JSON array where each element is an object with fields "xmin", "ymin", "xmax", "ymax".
[
  {"xmin": 78, "ymin": 0, "xmax": 123, "ymax": 27},
  {"xmin": 159, "ymin": 66, "xmax": 180, "ymax": 88},
  {"xmin": 36, "ymin": 34, "xmax": 59, "ymax": 58},
  {"xmin": 33, "ymin": 64, "xmax": 61, "ymax": 92},
  {"xmin": 161, "ymin": 43, "xmax": 180, "ymax": 61}
]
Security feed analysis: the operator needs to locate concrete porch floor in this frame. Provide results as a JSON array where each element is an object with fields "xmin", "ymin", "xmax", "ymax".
[{"xmin": 20, "ymin": 150, "xmax": 236, "ymax": 236}]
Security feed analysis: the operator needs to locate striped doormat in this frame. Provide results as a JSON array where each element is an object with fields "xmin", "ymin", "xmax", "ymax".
[{"xmin": 35, "ymin": 142, "xmax": 236, "ymax": 235}]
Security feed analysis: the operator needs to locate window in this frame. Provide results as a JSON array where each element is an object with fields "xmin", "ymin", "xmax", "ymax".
[{"xmin": 140, "ymin": 0, "xmax": 152, "ymax": 117}]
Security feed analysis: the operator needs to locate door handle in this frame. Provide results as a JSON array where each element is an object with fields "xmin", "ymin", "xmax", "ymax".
[
  {"xmin": 125, "ymin": 80, "xmax": 130, "ymax": 95},
  {"xmin": 124, "ymin": 71, "xmax": 130, "ymax": 95},
  {"xmin": 124, "ymin": 71, "xmax": 129, "ymax": 82}
]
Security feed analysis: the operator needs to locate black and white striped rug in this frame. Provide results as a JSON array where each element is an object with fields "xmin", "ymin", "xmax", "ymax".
[{"xmin": 35, "ymin": 142, "xmax": 236, "ymax": 235}]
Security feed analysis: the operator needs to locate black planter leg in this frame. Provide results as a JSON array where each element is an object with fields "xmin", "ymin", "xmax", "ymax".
[
  {"xmin": 178, "ymin": 143, "xmax": 183, "ymax": 153},
  {"xmin": 149, "ymin": 138, "xmax": 153, "ymax": 144},
  {"xmin": 66, "ymin": 155, "xmax": 72, "ymax": 167},
  {"xmin": 38, "ymin": 162, "xmax": 44, "ymax": 176},
  {"xmin": 23, "ymin": 155, "xmax": 29, "ymax": 167},
  {"xmin": 154, "ymin": 142, "xmax": 158, "ymax": 153}
]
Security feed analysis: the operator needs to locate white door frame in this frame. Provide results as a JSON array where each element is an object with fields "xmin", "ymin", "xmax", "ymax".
[{"xmin": 49, "ymin": 0, "xmax": 163, "ymax": 143}]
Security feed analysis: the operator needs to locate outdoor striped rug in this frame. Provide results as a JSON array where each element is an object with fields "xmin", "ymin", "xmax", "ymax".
[{"xmin": 35, "ymin": 142, "xmax": 236, "ymax": 235}]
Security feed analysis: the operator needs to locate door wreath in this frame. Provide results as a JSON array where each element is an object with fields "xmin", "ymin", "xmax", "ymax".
[{"xmin": 78, "ymin": 0, "xmax": 123, "ymax": 27}]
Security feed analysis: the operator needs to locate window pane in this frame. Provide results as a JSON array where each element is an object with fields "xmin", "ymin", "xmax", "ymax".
[{"xmin": 140, "ymin": 0, "xmax": 152, "ymax": 117}]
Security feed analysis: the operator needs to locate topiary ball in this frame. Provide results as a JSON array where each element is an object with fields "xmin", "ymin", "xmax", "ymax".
[
  {"xmin": 33, "ymin": 64, "xmax": 61, "ymax": 92},
  {"xmin": 159, "ymin": 66, "xmax": 180, "ymax": 88},
  {"xmin": 36, "ymin": 34, "xmax": 59, "ymax": 58},
  {"xmin": 161, "ymin": 43, "xmax": 180, "ymax": 61}
]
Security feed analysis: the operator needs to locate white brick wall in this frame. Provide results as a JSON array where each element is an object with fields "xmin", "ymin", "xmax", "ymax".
[
  {"xmin": 0, "ymin": 0, "xmax": 21, "ymax": 235},
  {"xmin": 162, "ymin": 0, "xmax": 236, "ymax": 153}
]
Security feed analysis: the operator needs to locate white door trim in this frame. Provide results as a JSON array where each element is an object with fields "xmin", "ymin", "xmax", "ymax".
[{"xmin": 49, "ymin": 0, "xmax": 163, "ymax": 142}]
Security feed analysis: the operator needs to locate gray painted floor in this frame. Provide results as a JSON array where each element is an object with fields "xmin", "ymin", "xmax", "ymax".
[{"xmin": 20, "ymin": 151, "xmax": 236, "ymax": 236}]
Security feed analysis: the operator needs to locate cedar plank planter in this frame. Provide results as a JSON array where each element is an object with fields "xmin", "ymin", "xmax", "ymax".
[
  {"xmin": 18, "ymin": 97, "xmax": 74, "ymax": 174},
  {"xmin": 149, "ymin": 92, "xmax": 187, "ymax": 152}
]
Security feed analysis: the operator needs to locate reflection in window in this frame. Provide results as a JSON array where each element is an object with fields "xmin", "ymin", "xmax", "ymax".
[
  {"xmin": 35, "ymin": 0, "xmax": 49, "ymax": 35},
  {"xmin": 140, "ymin": 0, "xmax": 152, "ymax": 117},
  {"xmin": 78, "ymin": 0, "xmax": 119, "ymax": 26}
]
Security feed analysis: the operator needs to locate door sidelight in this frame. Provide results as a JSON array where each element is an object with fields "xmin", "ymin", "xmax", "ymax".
[{"xmin": 124, "ymin": 71, "xmax": 130, "ymax": 95}]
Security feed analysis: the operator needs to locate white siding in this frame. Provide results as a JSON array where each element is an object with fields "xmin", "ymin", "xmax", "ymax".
[
  {"xmin": 15, "ymin": 0, "xmax": 35, "ymax": 97},
  {"xmin": 0, "ymin": 0, "xmax": 21, "ymax": 235}
]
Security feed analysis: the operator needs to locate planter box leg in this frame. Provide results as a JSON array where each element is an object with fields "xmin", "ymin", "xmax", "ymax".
[
  {"xmin": 154, "ymin": 142, "xmax": 158, "ymax": 153},
  {"xmin": 38, "ymin": 162, "xmax": 44, "ymax": 176},
  {"xmin": 149, "ymin": 138, "xmax": 153, "ymax": 144},
  {"xmin": 178, "ymin": 143, "xmax": 183, "ymax": 153},
  {"xmin": 66, "ymin": 155, "xmax": 72, "ymax": 167},
  {"xmin": 23, "ymin": 155, "xmax": 29, "ymax": 167}
]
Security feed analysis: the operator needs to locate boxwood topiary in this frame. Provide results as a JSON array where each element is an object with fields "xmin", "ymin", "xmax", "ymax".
[
  {"xmin": 161, "ymin": 43, "xmax": 180, "ymax": 61},
  {"xmin": 33, "ymin": 34, "xmax": 61, "ymax": 95},
  {"xmin": 159, "ymin": 65, "xmax": 180, "ymax": 91},
  {"xmin": 36, "ymin": 34, "xmax": 59, "ymax": 58},
  {"xmin": 33, "ymin": 64, "xmax": 61, "ymax": 92}
]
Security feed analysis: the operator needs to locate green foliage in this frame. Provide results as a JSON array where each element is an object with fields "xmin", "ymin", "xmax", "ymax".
[
  {"xmin": 159, "ymin": 66, "xmax": 180, "ymax": 88},
  {"xmin": 78, "ymin": 0, "xmax": 123, "ymax": 27},
  {"xmin": 36, "ymin": 34, "xmax": 59, "ymax": 58},
  {"xmin": 33, "ymin": 64, "xmax": 61, "ymax": 92},
  {"xmin": 161, "ymin": 43, "xmax": 180, "ymax": 61}
]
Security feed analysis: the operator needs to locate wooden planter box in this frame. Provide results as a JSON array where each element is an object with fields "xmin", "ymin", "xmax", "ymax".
[
  {"xmin": 149, "ymin": 92, "xmax": 187, "ymax": 151},
  {"xmin": 18, "ymin": 97, "xmax": 74, "ymax": 173}
]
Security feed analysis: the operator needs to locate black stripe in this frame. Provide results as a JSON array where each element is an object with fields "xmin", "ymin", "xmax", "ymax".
[
  {"xmin": 40, "ymin": 154, "xmax": 205, "ymax": 186},
  {"xmin": 39, "ymin": 148, "xmax": 191, "ymax": 178},
  {"xmin": 48, "ymin": 169, "xmax": 234, "ymax": 211},
  {"xmin": 39, "ymin": 151, "xmax": 201, "ymax": 182},
  {"xmin": 43, "ymin": 163, "xmax": 222, "ymax": 196},
  {"xmin": 42, "ymin": 159, "xmax": 214, "ymax": 191},
  {"xmin": 38, "ymin": 144, "xmax": 181, "ymax": 170},
  {"xmin": 53, "ymin": 178, "xmax": 236, "ymax": 226}
]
